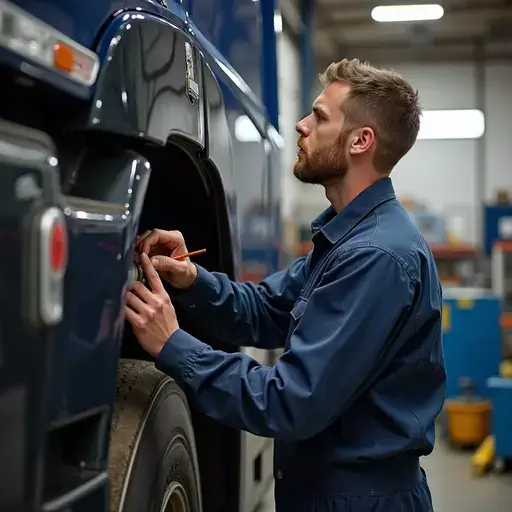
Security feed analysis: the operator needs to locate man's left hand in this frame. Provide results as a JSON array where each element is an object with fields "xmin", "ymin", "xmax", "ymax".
[{"xmin": 125, "ymin": 253, "xmax": 179, "ymax": 357}]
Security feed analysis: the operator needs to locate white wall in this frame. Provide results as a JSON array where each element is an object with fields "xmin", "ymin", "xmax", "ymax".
[
  {"xmin": 388, "ymin": 62, "xmax": 479, "ymax": 244},
  {"xmin": 293, "ymin": 61, "xmax": 512, "ymax": 245},
  {"xmin": 389, "ymin": 61, "xmax": 512, "ymax": 245}
]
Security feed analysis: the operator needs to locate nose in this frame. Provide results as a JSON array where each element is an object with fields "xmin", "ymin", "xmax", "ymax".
[{"xmin": 296, "ymin": 116, "xmax": 310, "ymax": 137}]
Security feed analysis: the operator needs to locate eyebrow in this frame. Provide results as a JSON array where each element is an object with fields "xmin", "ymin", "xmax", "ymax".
[{"xmin": 313, "ymin": 105, "xmax": 329, "ymax": 117}]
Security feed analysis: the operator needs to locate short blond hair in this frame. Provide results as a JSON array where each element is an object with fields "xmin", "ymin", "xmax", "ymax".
[{"xmin": 319, "ymin": 58, "xmax": 421, "ymax": 173}]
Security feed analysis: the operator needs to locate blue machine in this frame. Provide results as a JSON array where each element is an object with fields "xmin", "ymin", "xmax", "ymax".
[
  {"xmin": 483, "ymin": 204, "xmax": 512, "ymax": 256},
  {"xmin": 442, "ymin": 289, "xmax": 502, "ymax": 400},
  {"xmin": 487, "ymin": 377, "xmax": 512, "ymax": 460}
]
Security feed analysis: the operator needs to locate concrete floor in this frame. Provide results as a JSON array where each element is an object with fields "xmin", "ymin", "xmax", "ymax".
[{"xmin": 258, "ymin": 439, "xmax": 512, "ymax": 511}]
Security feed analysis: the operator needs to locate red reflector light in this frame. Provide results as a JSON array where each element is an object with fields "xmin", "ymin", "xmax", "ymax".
[
  {"xmin": 50, "ymin": 221, "xmax": 66, "ymax": 272},
  {"xmin": 38, "ymin": 206, "xmax": 67, "ymax": 326}
]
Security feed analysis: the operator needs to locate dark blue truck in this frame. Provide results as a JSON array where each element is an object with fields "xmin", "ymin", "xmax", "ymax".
[{"xmin": 0, "ymin": 1, "xmax": 283, "ymax": 511}]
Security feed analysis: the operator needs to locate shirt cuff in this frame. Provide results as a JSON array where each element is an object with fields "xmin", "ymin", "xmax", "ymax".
[
  {"xmin": 155, "ymin": 328, "xmax": 208, "ymax": 383},
  {"xmin": 167, "ymin": 264, "xmax": 219, "ymax": 308}
]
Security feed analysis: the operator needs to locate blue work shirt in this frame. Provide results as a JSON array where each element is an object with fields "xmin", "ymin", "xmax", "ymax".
[{"xmin": 156, "ymin": 177, "xmax": 446, "ymax": 510}]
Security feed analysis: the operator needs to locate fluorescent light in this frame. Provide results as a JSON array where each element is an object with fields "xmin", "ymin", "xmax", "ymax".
[
  {"xmin": 417, "ymin": 109, "xmax": 485, "ymax": 140},
  {"xmin": 274, "ymin": 12, "xmax": 283, "ymax": 33},
  {"xmin": 371, "ymin": 4, "xmax": 444, "ymax": 22}
]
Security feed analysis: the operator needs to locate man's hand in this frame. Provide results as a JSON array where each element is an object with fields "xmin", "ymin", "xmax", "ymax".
[
  {"xmin": 137, "ymin": 229, "xmax": 197, "ymax": 290},
  {"xmin": 125, "ymin": 253, "xmax": 179, "ymax": 357}
]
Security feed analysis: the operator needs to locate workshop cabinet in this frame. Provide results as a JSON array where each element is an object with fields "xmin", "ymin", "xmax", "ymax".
[{"xmin": 442, "ymin": 290, "xmax": 502, "ymax": 400}]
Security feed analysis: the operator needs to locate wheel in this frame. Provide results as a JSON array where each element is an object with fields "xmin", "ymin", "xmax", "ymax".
[{"xmin": 108, "ymin": 359, "xmax": 202, "ymax": 512}]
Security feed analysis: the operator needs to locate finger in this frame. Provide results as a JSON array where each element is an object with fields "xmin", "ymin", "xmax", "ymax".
[
  {"xmin": 140, "ymin": 253, "xmax": 165, "ymax": 294},
  {"xmin": 138, "ymin": 229, "xmax": 158, "ymax": 253},
  {"xmin": 130, "ymin": 281, "xmax": 159, "ymax": 305},
  {"xmin": 139, "ymin": 229, "xmax": 168, "ymax": 255},
  {"xmin": 126, "ymin": 290, "xmax": 153, "ymax": 314},
  {"xmin": 150, "ymin": 255, "xmax": 186, "ymax": 273},
  {"xmin": 140, "ymin": 229, "xmax": 183, "ymax": 255},
  {"xmin": 137, "ymin": 230, "xmax": 151, "ymax": 244},
  {"xmin": 125, "ymin": 305, "xmax": 144, "ymax": 328}
]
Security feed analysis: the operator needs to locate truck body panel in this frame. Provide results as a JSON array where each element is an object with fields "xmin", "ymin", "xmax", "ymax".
[
  {"xmin": 0, "ymin": 123, "xmax": 63, "ymax": 512},
  {"xmin": 89, "ymin": 10, "xmax": 206, "ymax": 147},
  {"xmin": 0, "ymin": 1, "xmax": 283, "ymax": 511}
]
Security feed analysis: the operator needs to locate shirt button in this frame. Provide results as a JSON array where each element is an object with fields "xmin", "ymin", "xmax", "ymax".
[{"xmin": 276, "ymin": 470, "xmax": 283, "ymax": 480}]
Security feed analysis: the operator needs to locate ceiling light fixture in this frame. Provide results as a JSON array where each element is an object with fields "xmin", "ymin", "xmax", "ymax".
[
  {"xmin": 274, "ymin": 12, "xmax": 283, "ymax": 33},
  {"xmin": 417, "ymin": 109, "xmax": 485, "ymax": 140},
  {"xmin": 371, "ymin": 4, "xmax": 444, "ymax": 22}
]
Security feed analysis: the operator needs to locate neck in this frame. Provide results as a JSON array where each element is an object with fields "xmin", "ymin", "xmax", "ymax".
[{"xmin": 325, "ymin": 170, "xmax": 385, "ymax": 213}]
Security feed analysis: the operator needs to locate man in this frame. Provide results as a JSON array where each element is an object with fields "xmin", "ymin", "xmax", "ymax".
[{"xmin": 125, "ymin": 58, "xmax": 446, "ymax": 511}]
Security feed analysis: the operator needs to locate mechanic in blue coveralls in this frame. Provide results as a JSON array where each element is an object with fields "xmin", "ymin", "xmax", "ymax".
[{"xmin": 125, "ymin": 58, "xmax": 446, "ymax": 511}]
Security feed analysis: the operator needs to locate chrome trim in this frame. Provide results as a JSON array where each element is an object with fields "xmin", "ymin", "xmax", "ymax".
[{"xmin": 42, "ymin": 472, "xmax": 108, "ymax": 511}]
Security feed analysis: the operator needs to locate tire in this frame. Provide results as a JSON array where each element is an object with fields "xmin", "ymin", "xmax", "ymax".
[{"xmin": 108, "ymin": 359, "xmax": 202, "ymax": 512}]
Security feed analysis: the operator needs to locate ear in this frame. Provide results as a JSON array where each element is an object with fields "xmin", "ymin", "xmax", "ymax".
[{"xmin": 349, "ymin": 127, "xmax": 375, "ymax": 155}]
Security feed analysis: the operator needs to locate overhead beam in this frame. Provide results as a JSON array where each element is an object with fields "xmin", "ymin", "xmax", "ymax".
[
  {"xmin": 319, "ymin": 5, "xmax": 512, "ymax": 29},
  {"xmin": 338, "ymin": 35, "xmax": 512, "ymax": 50},
  {"xmin": 317, "ymin": 51, "xmax": 512, "ymax": 68},
  {"xmin": 318, "ymin": 0, "xmax": 508, "ymax": 12},
  {"xmin": 316, "ymin": 38, "xmax": 512, "ymax": 68}
]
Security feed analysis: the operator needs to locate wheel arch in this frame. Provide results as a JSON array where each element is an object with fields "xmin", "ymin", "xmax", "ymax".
[
  {"xmin": 86, "ymin": 8, "xmax": 239, "ymax": 280},
  {"xmin": 116, "ymin": 136, "xmax": 243, "ymax": 512}
]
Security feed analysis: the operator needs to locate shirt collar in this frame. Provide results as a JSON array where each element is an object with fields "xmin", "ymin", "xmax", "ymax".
[{"xmin": 311, "ymin": 177, "xmax": 396, "ymax": 244}]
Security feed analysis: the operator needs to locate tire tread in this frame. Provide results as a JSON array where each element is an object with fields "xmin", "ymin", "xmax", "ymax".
[{"xmin": 109, "ymin": 359, "xmax": 173, "ymax": 512}]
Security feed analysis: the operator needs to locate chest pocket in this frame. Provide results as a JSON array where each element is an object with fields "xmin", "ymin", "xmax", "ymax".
[{"xmin": 285, "ymin": 297, "xmax": 308, "ymax": 350}]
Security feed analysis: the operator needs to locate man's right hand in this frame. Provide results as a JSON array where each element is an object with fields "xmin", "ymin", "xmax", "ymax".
[{"xmin": 137, "ymin": 229, "xmax": 198, "ymax": 290}]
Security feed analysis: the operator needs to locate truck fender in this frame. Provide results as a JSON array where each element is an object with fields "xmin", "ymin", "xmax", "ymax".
[
  {"xmin": 88, "ymin": 10, "xmax": 205, "ymax": 150},
  {"xmin": 88, "ymin": 10, "xmax": 240, "ymax": 276},
  {"xmin": 201, "ymin": 61, "xmax": 240, "ymax": 273}
]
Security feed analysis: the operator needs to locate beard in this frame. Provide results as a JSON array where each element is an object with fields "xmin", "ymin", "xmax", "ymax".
[{"xmin": 293, "ymin": 130, "xmax": 350, "ymax": 185}]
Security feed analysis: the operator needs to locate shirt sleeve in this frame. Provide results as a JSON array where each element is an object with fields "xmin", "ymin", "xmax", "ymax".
[
  {"xmin": 156, "ymin": 246, "xmax": 416, "ymax": 440},
  {"xmin": 168, "ymin": 256, "xmax": 308, "ymax": 349}
]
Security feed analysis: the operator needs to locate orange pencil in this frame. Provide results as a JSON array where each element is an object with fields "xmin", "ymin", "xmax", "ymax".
[{"xmin": 172, "ymin": 248, "xmax": 207, "ymax": 261}]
